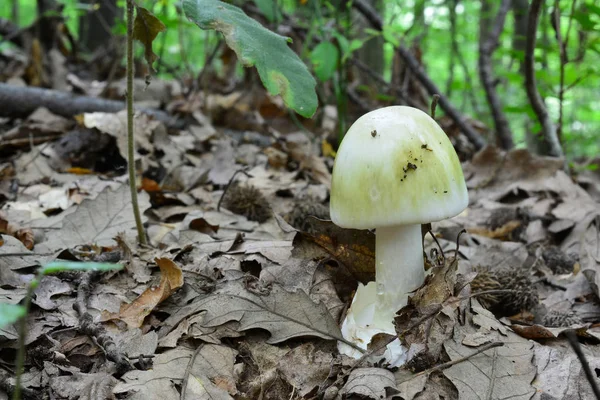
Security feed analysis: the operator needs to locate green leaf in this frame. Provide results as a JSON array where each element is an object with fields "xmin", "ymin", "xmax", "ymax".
[
  {"xmin": 0, "ymin": 303, "xmax": 26, "ymax": 329},
  {"xmin": 182, "ymin": 0, "xmax": 317, "ymax": 118},
  {"xmin": 133, "ymin": 6, "xmax": 167, "ymax": 73},
  {"xmin": 40, "ymin": 261, "xmax": 124, "ymax": 275},
  {"xmin": 332, "ymin": 31, "xmax": 364, "ymax": 62},
  {"xmin": 253, "ymin": 0, "xmax": 281, "ymax": 23},
  {"xmin": 311, "ymin": 42, "xmax": 339, "ymax": 82}
]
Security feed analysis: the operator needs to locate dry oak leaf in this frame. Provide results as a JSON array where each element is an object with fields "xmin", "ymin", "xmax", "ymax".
[
  {"xmin": 37, "ymin": 184, "xmax": 150, "ymax": 252},
  {"xmin": 158, "ymin": 279, "xmax": 344, "ymax": 344},
  {"xmin": 443, "ymin": 330, "xmax": 535, "ymax": 400},
  {"xmin": 101, "ymin": 258, "xmax": 183, "ymax": 328}
]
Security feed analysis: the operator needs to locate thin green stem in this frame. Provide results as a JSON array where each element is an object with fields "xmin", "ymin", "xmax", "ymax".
[
  {"xmin": 126, "ymin": 0, "xmax": 147, "ymax": 246},
  {"xmin": 13, "ymin": 274, "xmax": 41, "ymax": 400}
]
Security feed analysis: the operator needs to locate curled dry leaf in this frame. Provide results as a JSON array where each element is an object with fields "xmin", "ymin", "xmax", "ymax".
[
  {"xmin": 101, "ymin": 258, "xmax": 183, "ymax": 328},
  {"xmin": 0, "ymin": 212, "xmax": 34, "ymax": 249}
]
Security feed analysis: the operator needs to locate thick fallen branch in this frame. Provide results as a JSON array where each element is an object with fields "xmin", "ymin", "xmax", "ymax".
[
  {"xmin": 0, "ymin": 83, "xmax": 183, "ymax": 128},
  {"xmin": 352, "ymin": 0, "xmax": 486, "ymax": 150}
]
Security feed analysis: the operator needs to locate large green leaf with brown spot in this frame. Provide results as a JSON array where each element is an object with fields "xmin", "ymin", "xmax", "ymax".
[{"xmin": 182, "ymin": 0, "xmax": 317, "ymax": 118}]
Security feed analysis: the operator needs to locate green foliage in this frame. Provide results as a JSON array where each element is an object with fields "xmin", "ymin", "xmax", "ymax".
[
  {"xmin": 182, "ymin": 0, "xmax": 318, "ymax": 118},
  {"xmin": 253, "ymin": 0, "xmax": 282, "ymax": 23},
  {"xmin": 0, "ymin": 303, "xmax": 25, "ymax": 330},
  {"xmin": 310, "ymin": 42, "xmax": 339, "ymax": 82}
]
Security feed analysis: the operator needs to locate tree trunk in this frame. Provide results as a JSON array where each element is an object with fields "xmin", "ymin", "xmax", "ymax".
[
  {"xmin": 79, "ymin": 0, "xmax": 119, "ymax": 52},
  {"xmin": 353, "ymin": 0, "xmax": 384, "ymax": 86},
  {"xmin": 512, "ymin": 0, "xmax": 529, "ymax": 73},
  {"xmin": 479, "ymin": 0, "xmax": 514, "ymax": 149}
]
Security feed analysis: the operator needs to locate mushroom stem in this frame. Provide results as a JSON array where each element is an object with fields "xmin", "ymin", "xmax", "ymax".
[{"xmin": 375, "ymin": 224, "xmax": 424, "ymax": 312}]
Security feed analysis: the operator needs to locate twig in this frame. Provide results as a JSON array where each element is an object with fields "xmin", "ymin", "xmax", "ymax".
[
  {"xmin": 126, "ymin": 0, "xmax": 147, "ymax": 246},
  {"xmin": 426, "ymin": 229, "xmax": 445, "ymax": 262},
  {"xmin": 79, "ymin": 313, "xmax": 131, "ymax": 374},
  {"xmin": 350, "ymin": 57, "xmax": 419, "ymax": 109},
  {"xmin": 398, "ymin": 341, "xmax": 504, "ymax": 383},
  {"xmin": 180, "ymin": 344, "xmax": 204, "ymax": 400},
  {"xmin": 216, "ymin": 168, "xmax": 252, "ymax": 212},
  {"xmin": 564, "ymin": 330, "xmax": 600, "ymax": 400},
  {"xmin": 430, "ymin": 94, "xmax": 440, "ymax": 119},
  {"xmin": 195, "ymin": 39, "xmax": 223, "ymax": 91},
  {"xmin": 75, "ymin": 271, "xmax": 99, "ymax": 316},
  {"xmin": 73, "ymin": 271, "xmax": 131, "ymax": 375}
]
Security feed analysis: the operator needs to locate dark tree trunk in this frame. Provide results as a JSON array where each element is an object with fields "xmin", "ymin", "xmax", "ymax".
[
  {"xmin": 512, "ymin": 0, "xmax": 529, "ymax": 73},
  {"xmin": 355, "ymin": 0, "xmax": 384, "ymax": 85},
  {"xmin": 79, "ymin": 0, "xmax": 119, "ymax": 52}
]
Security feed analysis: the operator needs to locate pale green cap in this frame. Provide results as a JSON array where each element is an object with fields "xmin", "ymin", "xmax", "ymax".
[{"xmin": 330, "ymin": 106, "xmax": 468, "ymax": 229}]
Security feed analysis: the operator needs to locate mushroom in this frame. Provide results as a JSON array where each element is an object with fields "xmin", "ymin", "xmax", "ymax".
[{"xmin": 330, "ymin": 106, "xmax": 468, "ymax": 365}]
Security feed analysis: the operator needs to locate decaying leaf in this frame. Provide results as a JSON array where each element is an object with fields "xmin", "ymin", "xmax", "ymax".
[
  {"xmin": 298, "ymin": 219, "xmax": 375, "ymax": 284},
  {"xmin": 133, "ymin": 6, "xmax": 166, "ymax": 72}
]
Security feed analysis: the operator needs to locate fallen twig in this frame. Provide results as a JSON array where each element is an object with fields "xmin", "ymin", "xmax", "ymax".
[
  {"xmin": 397, "ymin": 341, "xmax": 504, "ymax": 384},
  {"xmin": 564, "ymin": 330, "xmax": 600, "ymax": 400}
]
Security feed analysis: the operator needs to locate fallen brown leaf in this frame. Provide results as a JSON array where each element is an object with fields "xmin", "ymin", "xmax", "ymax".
[{"xmin": 101, "ymin": 257, "xmax": 183, "ymax": 328}]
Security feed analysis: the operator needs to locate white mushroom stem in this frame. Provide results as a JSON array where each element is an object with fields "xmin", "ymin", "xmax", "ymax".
[
  {"xmin": 337, "ymin": 223, "xmax": 424, "ymax": 366},
  {"xmin": 375, "ymin": 224, "xmax": 425, "ymax": 312}
]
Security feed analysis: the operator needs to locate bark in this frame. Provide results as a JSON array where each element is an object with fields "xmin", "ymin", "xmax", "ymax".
[
  {"xmin": 524, "ymin": 0, "xmax": 564, "ymax": 158},
  {"xmin": 352, "ymin": 0, "xmax": 486, "ymax": 150},
  {"xmin": 478, "ymin": 0, "xmax": 514, "ymax": 149},
  {"xmin": 0, "ymin": 83, "xmax": 181, "ymax": 128}
]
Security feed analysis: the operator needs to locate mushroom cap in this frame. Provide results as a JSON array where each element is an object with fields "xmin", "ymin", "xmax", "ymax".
[{"xmin": 330, "ymin": 106, "xmax": 468, "ymax": 229}]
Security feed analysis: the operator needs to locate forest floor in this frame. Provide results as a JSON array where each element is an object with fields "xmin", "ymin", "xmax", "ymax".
[{"xmin": 1, "ymin": 49, "xmax": 600, "ymax": 399}]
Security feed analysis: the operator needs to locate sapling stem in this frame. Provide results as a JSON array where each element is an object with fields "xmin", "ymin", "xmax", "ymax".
[
  {"xmin": 126, "ymin": 0, "xmax": 147, "ymax": 245},
  {"xmin": 12, "ymin": 273, "xmax": 40, "ymax": 400}
]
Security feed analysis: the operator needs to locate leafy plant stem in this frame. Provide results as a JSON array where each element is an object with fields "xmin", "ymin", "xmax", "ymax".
[
  {"xmin": 126, "ymin": 0, "xmax": 147, "ymax": 246},
  {"xmin": 13, "ymin": 273, "xmax": 41, "ymax": 400}
]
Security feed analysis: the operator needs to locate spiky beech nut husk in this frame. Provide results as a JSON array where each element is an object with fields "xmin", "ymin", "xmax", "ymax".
[
  {"xmin": 542, "ymin": 245, "xmax": 578, "ymax": 274},
  {"xmin": 222, "ymin": 183, "xmax": 271, "ymax": 222},
  {"xmin": 471, "ymin": 267, "xmax": 538, "ymax": 315},
  {"xmin": 285, "ymin": 199, "xmax": 330, "ymax": 233},
  {"xmin": 470, "ymin": 267, "xmax": 504, "ymax": 308},
  {"xmin": 542, "ymin": 310, "xmax": 583, "ymax": 327},
  {"xmin": 501, "ymin": 269, "xmax": 538, "ymax": 315}
]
